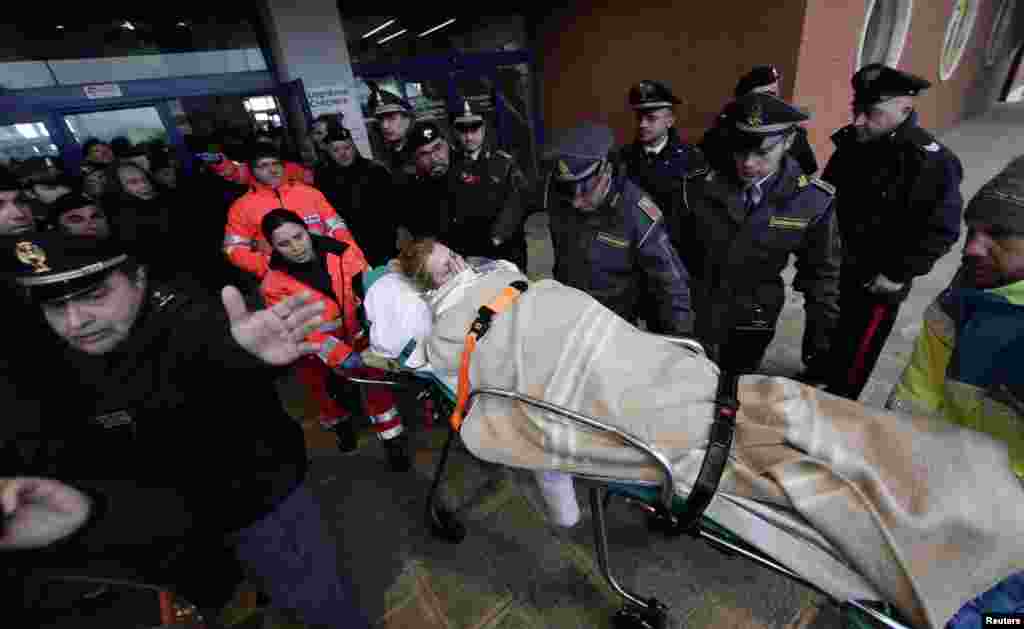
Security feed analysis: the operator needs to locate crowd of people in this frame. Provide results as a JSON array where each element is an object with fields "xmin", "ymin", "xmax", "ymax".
[{"xmin": 0, "ymin": 57, "xmax": 1022, "ymax": 628}]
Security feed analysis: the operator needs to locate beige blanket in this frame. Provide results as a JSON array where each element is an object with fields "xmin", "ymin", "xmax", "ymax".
[{"xmin": 424, "ymin": 268, "xmax": 1024, "ymax": 629}]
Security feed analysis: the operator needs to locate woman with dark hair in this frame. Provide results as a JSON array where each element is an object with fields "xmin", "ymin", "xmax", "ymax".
[{"xmin": 259, "ymin": 209, "xmax": 411, "ymax": 469}]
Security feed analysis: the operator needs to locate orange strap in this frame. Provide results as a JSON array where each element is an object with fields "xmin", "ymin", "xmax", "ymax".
[{"xmin": 449, "ymin": 283, "xmax": 527, "ymax": 431}]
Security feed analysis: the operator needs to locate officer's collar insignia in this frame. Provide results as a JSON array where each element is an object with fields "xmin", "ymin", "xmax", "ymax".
[
  {"xmin": 423, "ymin": 128, "xmax": 434, "ymax": 140},
  {"xmin": 152, "ymin": 289, "xmax": 176, "ymax": 308},
  {"xmin": 464, "ymin": 100, "xmax": 472, "ymax": 116},
  {"xmin": 747, "ymin": 103, "xmax": 763, "ymax": 128},
  {"xmin": 558, "ymin": 160, "xmax": 571, "ymax": 177},
  {"xmin": 924, "ymin": 142, "xmax": 940, "ymax": 152},
  {"xmin": 797, "ymin": 174, "xmax": 809, "ymax": 188},
  {"xmin": 15, "ymin": 241, "xmax": 50, "ymax": 273}
]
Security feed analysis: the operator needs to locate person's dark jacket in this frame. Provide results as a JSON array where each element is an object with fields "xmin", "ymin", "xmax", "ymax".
[
  {"xmin": 682, "ymin": 155, "xmax": 840, "ymax": 368},
  {"xmin": 822, "ymin": 111, "xmax": 964, "ymax": 285},
  {"xmin": 396, "ymin": 174, "xmax": 454, "ymax": 242},
  {"xmin": 7, "ymin": 281, "xmax": 307, "ymax": 550},
  {"xmin": 315, "ymin": 154, "xmax": 397, "ymax": 266},
  {"xmin": 107, "ymin": 194, "xmax": 175, "ymax": 279},
  {"xmin": 547, "ymin": 172, "xmax": 693, "ymax": 335},
  {"xmin": 700, "ymin": 102, "xmax": 819, "ymax": 177},
  {"xmin": 619, "ymin": 128, "xmax": 708, "ymax": 280}
]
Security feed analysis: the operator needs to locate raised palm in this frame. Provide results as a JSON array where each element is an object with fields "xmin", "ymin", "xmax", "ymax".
[{"xmin": 222, "ymin": 286, "xmax": 325, "ymax": 365}]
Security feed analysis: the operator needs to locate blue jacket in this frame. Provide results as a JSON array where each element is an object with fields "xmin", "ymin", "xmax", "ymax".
[{"xmin": 548, "ymin": 173, "xmax": 693, "ymax": 335}]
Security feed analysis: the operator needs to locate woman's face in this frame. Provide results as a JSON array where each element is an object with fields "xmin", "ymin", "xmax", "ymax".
[
  {"xmin": 424, "ymin": 242, "xmax": 468, "ymax": 287},
  {"xmin": 118, "ymin": 166, "xmax": 156, "ymax": 200},
  {"xmin": 59, "ymin": 205, "xmax": 110, "ymax": 239},
  {"xmin": 271, "ymin": 222, "xmax": 314, "ymax": 264}
]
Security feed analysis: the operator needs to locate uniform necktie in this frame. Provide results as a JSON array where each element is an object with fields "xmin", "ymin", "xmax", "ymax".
[{"xmin": 744, "ymin": 184, "xmax": 761, "ymax": 213}]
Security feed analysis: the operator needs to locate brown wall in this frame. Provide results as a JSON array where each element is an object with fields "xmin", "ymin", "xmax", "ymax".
[
  {"xmin": 794, "ymin": 0, "xmax": 1008, "ymax": 165},
  {"xmin": 538, "ymin": 0, "xmax": 808, "ymax": 148}
]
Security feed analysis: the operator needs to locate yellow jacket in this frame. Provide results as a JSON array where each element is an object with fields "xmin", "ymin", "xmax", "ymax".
[{"xmin": 887, "ymin": 276, "xmax": 1024, "ymax": 476}]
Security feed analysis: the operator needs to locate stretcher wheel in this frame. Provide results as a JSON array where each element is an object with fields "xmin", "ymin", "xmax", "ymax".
[
  {"xmin": 428, "ymin": 504, "xmax": 466, "ymax": 544},
  {"xmin": 612, "ymin": 599, "xmax": 668, "ymax": 629}
]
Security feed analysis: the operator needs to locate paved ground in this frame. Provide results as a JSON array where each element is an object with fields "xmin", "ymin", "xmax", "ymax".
[{"xmin": 268, "ymin": 104, "xmax": 1024, "ymax": 629}]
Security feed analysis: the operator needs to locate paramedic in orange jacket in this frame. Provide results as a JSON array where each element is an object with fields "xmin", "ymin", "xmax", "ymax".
[
  {"xmin": 224, "ymin": 144, "xmax": 352, "ymax": 279},
  {"xmin": 207, "ymin": 146, "xmax": 314, "ymax": 188},
  {"xmin": 259, "ymin": 209, "xmax": 411, "ymax": 471}
]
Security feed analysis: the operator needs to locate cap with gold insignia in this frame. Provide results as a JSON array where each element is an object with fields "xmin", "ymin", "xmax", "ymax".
[
  {"xmin": 544, "ymin": 122, "xmax": 616, "ymax": 183},
  {"xmin": 727, "ymin": 92, "xmax": 810, "ymax": 152},
  {"xmin": 367, "ymin": 82, "xmax": 413, "ymax": 118},
  {"xmin": 852, "ymin": 63, "xmax": 931, "ymax": 107},
  {"xmin": 628, "ymin": 80, "xmax": 683, "ymax": 111},
  {"xmin": 323, "ymin": 127, "xmax": 353, "ymax": 145},
  {"xmin": 1, "ymin": 233, "xmax": 130, "ymax": 303},
  {"xmin": 407, "ymin": 121, "xmax": 446, "ymax": 152},
  {"xmin": 451, "ymin": 97, "xmax": 485, "ymax": 128},
  {"xmin": 734, "ymin": 65, "xmax": 781, "ymax": 98}
]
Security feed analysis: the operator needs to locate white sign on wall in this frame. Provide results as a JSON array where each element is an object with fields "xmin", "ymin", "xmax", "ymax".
[
  {"xmin": 83, "ymin": 83, "xmax": 123, "ymax": 99},
  {"xmin": 306, "ymin": 81, "xmax": 373, "ymax": 159}
]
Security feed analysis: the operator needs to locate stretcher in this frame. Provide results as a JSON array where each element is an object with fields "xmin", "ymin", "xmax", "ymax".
[{"xmin": 337, "ymin": 335, "xmax": 919, "ymax": 629}]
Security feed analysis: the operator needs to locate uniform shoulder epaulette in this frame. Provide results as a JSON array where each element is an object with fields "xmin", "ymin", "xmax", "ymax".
[
  {"xmin": 151, "ymin": 288, "xmax": 178, "ymax": 311},
  {"xmin": 809, "ymin": 177, "xmax": 836, "ymax": 195}
]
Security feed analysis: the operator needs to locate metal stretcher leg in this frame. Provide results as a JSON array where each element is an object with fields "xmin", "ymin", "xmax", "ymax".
[
  {"xmin": 425, "ymin": 426, "xmax": 467, "ymax": 544},
  {"xmin": 590, "ymin": 486, "xmax": 668, "ymax": 629}
]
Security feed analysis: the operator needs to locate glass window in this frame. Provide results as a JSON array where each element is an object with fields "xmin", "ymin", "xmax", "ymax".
[
  {"xmin": 64, "ymin": 107, "xmax": 168, "ymax": 146},
  {"xmin": 858, "ymin": 0, "xmax": 914, "ymax": 68},
  {"xmin": 0, "ymin": 15, "xmax": 267, "ymax": 89},
  {"xmin": 0, "ymin": 122, "xmax": 60, "ymax": 165},
  {"xmin": 986, "ymin": 0, "xmax": 1016, "ymax": 67},
  {"xmin": 940, "ymin": 0, "xmax": 980, "ymax": 80}
]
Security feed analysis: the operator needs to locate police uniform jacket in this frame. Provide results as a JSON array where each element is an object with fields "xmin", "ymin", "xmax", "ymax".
[
  {"xmin": 548, "ymin": 173, "xmax": 693, "ymax": 335},
  {"xmin": 448, "ymin": 147, "xmax": 529, "ymax": 255},
  {"xmin": 822, "ymin": 111, "xmax": 963, "ymax": 284},
  {"xmin": 315, "ymin": 154, "xmax": 397, "ymax": 266},
  {"xmin": 8, "ymin": 282, "xmax": 308, "ymax": 551},
  {"xmin": 700, "ymin": 103, "xmax": 819, "ymax": 177},
  {"xmin": 620, "ymin": 128, "xmax": 707, "ymax": 277},
  {"xmin": 682, "ymin": 155, "xmax": 840, "ymax": 363}
]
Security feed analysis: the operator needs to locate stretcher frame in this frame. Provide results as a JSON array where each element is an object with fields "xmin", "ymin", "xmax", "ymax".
[{"xmin": 338, "ymin": 336, "xmax": 914, "ymax": 629}]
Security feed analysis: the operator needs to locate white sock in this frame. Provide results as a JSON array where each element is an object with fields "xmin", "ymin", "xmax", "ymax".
[{"xmin": 534, "ymin": 470, "xmax": 580, "ymax": 527}]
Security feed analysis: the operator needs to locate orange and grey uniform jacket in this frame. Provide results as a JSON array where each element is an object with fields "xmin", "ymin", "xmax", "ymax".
[
  {"xmin": 887, "ymin": 273, "xmax": 1024, "ymax": 477},
  {"xmin": 260, "ymin": 235, "xmax": 370, "ymax": 369},
  {"xmin": 210, "ymin": 158, "xmax": 314, "ymax": 188},
  {"xmin": 224, "ymin": 180, "xmax": 352, "ymax": 279}
]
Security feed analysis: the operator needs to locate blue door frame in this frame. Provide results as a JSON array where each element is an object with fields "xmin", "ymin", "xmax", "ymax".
[
  {"xmin": 353, "ymin": 50, "xmax": 544, "ymax": 168},
  {"xmin": 0, "ymin": 70, "xmax": 283, "ymax": 175}
]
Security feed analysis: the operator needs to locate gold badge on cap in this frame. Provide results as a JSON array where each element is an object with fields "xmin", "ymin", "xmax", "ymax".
[
  {"xmin": 748, "ymin": 102, "xmax": 763, "ymax": 128},
  {"xmin": 423, "ymin": 127, "xmax": 434, "ymax": 140},
  {"xmin": 464, "ymin": 100, "xmax": 472, "ymax": 116},
  {"xmin": 558, "ymin": 160, "xmax": 571, "ymax": 177},
  {"xmin": 15, "ymin": 241, "xmax": 50, "ymax": 274}
]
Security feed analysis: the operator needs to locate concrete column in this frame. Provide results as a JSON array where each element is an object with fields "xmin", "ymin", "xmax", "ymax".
[{"xmin": 259, "ymin": 0, "xmax": 373, "ymax": 157}]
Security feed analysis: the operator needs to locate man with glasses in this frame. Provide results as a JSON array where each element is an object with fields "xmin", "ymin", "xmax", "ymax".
[
  {"xmin": 682, "ymin": 93, "xmax": 840, "ymax": 374},
  {"xmin": 822, "ymin": 64, "xmax": 964, "ymax": 400},
  {"xmin": 447, "ymin": 97, "xmax": 530, "ymax": 270},
  {"xmin": 544, "ymin": 122, "xmax": 693, "ymax": 336},
  {"xmin": 619, "ymin": 80, "xmax": 707, "ymax": 329}
]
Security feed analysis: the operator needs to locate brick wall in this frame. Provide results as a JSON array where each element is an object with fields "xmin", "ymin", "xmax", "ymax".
[{"xmin": 537, "ymin": 0, "xmax": 808, "ymax": 148}]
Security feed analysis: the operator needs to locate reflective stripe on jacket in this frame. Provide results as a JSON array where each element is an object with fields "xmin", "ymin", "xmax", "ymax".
[
  {"xmin": 888, "ymin": 277, "xmax": 1024, "ymax": 476},
  {"xmin": 224, "ymin": 180, "xmax": 352, "ymax": 278}
]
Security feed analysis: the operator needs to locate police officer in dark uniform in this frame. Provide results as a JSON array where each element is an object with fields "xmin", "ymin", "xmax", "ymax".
[
  {"xmin": 682, "ymin": 93, "xmax": 840, "ymax": 374},
  {"xmin": 314, "ymin": 127, "xmax": 397, "ymax": 266},
  {"xmin": 395, "ymin": 120, "xmax": 454, "ymax": 245},
  {"xmin": 545, "ymin": 122, "xmax": 693, "ymax": 336},
  {"xmin": 366, "ymin": 82, "xmax": 416, "ymax": 180},
  {"xmin": 619, "ymin": 80, "xmax": 707, "ymax": 327},
  {"xmin": 0, "ymin": 233, "xmax": 370, "ymax": 627},
  {"xmin": 447, "ymin": 97, "xmax": 530, "ymax": 271},
  {"xmin": 822, "ymin": 63, "xmax": 964, "ymax": 400},
  {"xmin": 701, "ymin": 65, "xmax": 819, "ymax": 177}
]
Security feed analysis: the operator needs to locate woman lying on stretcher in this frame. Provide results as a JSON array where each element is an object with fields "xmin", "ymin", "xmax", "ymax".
[{"xmin": 352, "ymin": 235, "xmax": 1024, "ymax": 629}]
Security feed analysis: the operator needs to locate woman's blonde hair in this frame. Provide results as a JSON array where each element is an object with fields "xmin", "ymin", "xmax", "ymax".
[{"xmin": 397, "ymin": 237, "xmax": 437, "ymax": 292}]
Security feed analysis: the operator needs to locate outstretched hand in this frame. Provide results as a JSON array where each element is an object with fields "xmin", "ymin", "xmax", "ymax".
[
  {"xmin": 0, "ymin": 477, "xmax": 92, "ymax": 550},
  {"xmin": 222, "ymin": 286, "xmax": 325, "ymax": 365}
]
